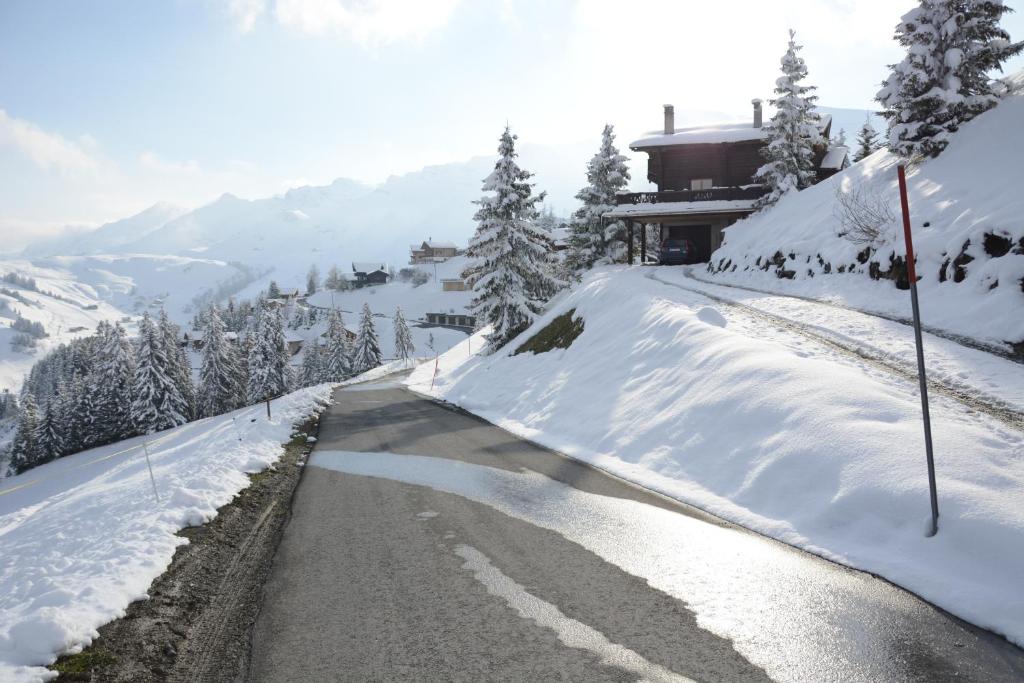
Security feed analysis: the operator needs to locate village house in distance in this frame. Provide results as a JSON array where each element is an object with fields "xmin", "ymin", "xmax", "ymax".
[
  {"xmin": 608, "ymin": 101, "xmax": 847, "ymax": 264},
  {"xmin": 409, "ymin": 239, "xmax": 459, "ymax": 264}
]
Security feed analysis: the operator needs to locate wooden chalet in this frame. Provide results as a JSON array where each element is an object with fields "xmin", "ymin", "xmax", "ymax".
[
  {"xmin": 607, "ymin": 101, "xmax": 847, "ymax": 264},
  {"xmin": 351, "ymin": 262, "xmax": 392, "ymax": 287},
  {"xmin": 409, "ymin": 239, "xmax": 459, "ymax": 264}
]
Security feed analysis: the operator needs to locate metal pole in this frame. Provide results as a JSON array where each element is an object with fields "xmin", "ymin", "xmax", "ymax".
[
  {"xmin": 266, "ymin": 397, "xmax": 272, "ymax": 420},
  {"xmin": 897, "ymin": 164, "xmax": 939, "ymax": 537},
  {"xmin": 141, "ymin": 440, "xmax": 160, "ymax": 504}
]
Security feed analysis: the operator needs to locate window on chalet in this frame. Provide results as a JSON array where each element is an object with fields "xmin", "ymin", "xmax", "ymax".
[{"xmin": 690, "ymin": 178, "xmax": 713, "ymax": 190}]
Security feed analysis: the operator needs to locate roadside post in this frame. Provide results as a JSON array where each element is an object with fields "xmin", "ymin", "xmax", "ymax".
[
  {"xmin": 141, "ymin": 440, "xmax": 160, "ymax": 504},
  {"xmin": 897, "ymin": 164, "xmax": 940, "ymax": 537},
  {"xmin": 266, "ymin": 397, "xmax": 272, "ymax": 420}
]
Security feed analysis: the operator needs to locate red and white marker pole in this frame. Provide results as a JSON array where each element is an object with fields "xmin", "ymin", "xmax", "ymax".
[{"xmin": 898, "ymin": 164, "xmax": 939, "ymax": 537}]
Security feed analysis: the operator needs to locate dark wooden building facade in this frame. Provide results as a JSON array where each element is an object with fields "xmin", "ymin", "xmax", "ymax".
[{"xmin": 608, "ymin": 101, "xmax": 846, "ymax": 264}]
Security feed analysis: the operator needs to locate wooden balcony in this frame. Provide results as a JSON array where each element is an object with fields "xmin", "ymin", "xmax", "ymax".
[{"xmin": 615, "ymin": 186, "xmax": 768, "ymax": 205}]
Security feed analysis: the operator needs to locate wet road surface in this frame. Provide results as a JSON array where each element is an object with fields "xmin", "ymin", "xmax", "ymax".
[{"xmin": 248, "ymin": 379, "xmax": 1024, "ymax": 682}]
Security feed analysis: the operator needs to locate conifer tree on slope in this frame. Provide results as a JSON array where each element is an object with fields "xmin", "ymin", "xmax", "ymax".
[
  {"xmin": 299, "ymin": 341, "xmax": 326, "ymax": 387},
  {"xmin": 158, "ymin": 310, "xmax": 197, "ymax": 420},
  {"xmin": 754, "ymin": 30, "xmax": 823, "ymax": 209},
  {"xmin": 247, "ymin": 304, "xmax": 289, "ymax": 402},
  {"xmin": 199, "ymin": 305, "xmax": 244, "ymax": 417},
  {"xmin": 306, "ymin": 264, "xmax": 320, "ymax": 296},
  {"xmin": 393, "ymin": 307, "xmax": 415, "ymax": 361},
  {"xmin": 69, "ymin": 375, "xmax": 98, "ymax": 451},
  {"xmin": 323, "ymin": 309, "xmax": 353, "ymax": 381},
  {"xmin": 877, "ymin": 1, "xmax": 1023, "ymax": 159},
  {"xmin": 853, "ymin": 116, "xmax": 881, "ymax": 162},
  {"xmin": 567, "ymin": 124, "xmax": 632, "ymax": 271},
  {"xmin": 95, "ymin": 321, "xmax": 135, "ymax": 442},
  {"xmin": 132, "ymin": 313, "xmax": 189, "ymax": 434},
  {"xmin": 463, "ymin": 127, "xmax": 558, "ymax": 350},
  {"xmin": 10, "ymin": 393, "xmax": 41, "ymax": 474},
  {"xmin": 353, "ymin": 303, "xmax": 383, "ymax": 373},
  {"xmin": 34, "ymin": 398, "xmax": 65, "ymax": 464}
]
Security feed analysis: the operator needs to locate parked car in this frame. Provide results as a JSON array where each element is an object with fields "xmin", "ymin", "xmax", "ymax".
[{"xmin": 658, "ymin": 239, "xmax": 697, "ymax": 265}]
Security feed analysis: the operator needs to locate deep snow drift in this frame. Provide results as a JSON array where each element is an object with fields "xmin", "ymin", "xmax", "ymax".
[
  {"xmin": 0, "ymin": 385, "xmax": 334, "ymax": 682},
  {"xmin": 708, "ymin": 71, "xmax": 1024, "ymax": 348},
  {"xmin": 407, "ymin": 266, "xmax": 1024, "ymax": 646}
]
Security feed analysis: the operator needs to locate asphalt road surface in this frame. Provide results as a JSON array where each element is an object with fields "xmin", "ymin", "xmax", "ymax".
[{"xmin": 248, "ymin": 378, "xmax": 1024, "ymax": 682}]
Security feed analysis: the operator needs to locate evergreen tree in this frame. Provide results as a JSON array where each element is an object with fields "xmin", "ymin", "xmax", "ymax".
[
  {"xmin": 324, "ymin": 266, "xmax": 342, "ymax": 291},
  {"xmin": 9, "ymin": 393, "xmax": 41, "ymax": 474},
  {"xmin": 877, "ymin": 1, "xmax": 1023, "ymax": 159},
  {"xmin": 754, "ymin": 30, "xmax": 823, "ymax": 209},
  {"xmin": 322, "ymin": 309, "xmax": 353, "ymax": 381},
  {"xmin": 566, "ymin": 125, "xmax": 632, "ymax": 271},
  {"xmin": 267, "ymin": 280, "xmax": 282, "ymax": 299},
  {"xmin": 853, "ymin": 116, "xmax": 881, "ymax": 162},
  {"xmin": 353, "ymin": 303, "xmax": 383, "ymax": 373},
  {"xmin": 306, "ymin": 265, "xmax": 320, "ymax": 296},
  {"xmin": 132, "ymin": 313, "xmax": 189, "ymax": 434},
  {"xmin": 94, "ymin": 321, "xmax": 135, "ymax": 443},
  {"xmin": 158, "ymin": 310, "xmax": 196, "ymax": 420},
  {"xmin": 463, "ymin": 127, "xmax": 559, "ymax": 350},
  {"xmin": 34, "ymin": 398, "xmax": 65, "ymax": 464},
  {"xmin": 199, "ymin": 305, "xmax": 245, "ymax": 417},
  {"xmin": 299, "ymin": 341, "xmax": 326, "ymax": 387},
  {"xmin": 247, "ymin": 304, "xmax": 289, "ymax": 402},
  {"xmin": 393, "ymin": 307, "xmax": 415, "ymax": 361}
]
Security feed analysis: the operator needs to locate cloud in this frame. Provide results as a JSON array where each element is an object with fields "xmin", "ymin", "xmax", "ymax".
[
  {"xmin": 0, "ymin": 109, "xmax": 99, "ymax": 175},
  {"xmin": 226, "ymin": 0, "xmax": 267, "ymax": 32},
  {"xmin": 272, "ymin": 0, "xmax": 462, "ymax": 46}
]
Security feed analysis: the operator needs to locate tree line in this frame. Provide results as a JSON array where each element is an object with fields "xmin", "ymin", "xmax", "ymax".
[{"xmin": 5, "ymin": 295, "xmax": 415, "ymax": 475}]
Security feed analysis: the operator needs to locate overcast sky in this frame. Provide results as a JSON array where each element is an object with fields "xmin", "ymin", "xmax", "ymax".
[{"xmin": 2, "ymin": 0, "xmax": 1023, "ymax": 249}]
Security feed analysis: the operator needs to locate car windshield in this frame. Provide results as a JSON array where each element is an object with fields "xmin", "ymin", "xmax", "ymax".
[{"xmin": 663, "ymin": 240, "xmax": 688, "ymax": 249}]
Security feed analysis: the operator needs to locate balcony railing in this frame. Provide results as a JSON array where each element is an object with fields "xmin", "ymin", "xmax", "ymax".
[{"xmin": 615, "ymin": 186, "xmax": 768, "ymax": 205}]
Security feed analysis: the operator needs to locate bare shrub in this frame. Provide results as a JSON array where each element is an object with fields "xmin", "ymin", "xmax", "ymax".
[{"xmin": 833, "ymin": 184, "xmax": 896, "ymax": 245}]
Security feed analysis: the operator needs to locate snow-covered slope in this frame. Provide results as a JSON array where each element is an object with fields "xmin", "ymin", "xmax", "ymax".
[
  {"xmin": 20, "ymin": 204, "xmax": 187, "ymax": 258},
  {"xmin": 408, "ymin": 266, "xmax": 1024, "ymax": 647},
  {"xmin": 708, "ymin": 74, "xmax": 1024, "ymax": 348},
  {"xmin": 304, "ymin": 256, "xmax": 475, "ymax": 359},
  {"xmin": 0, "ymin": 384, "xmax": 334, "ymax": 682},
  {"xmin": 0, "ymin": 256, "xmax": 260, "ymax": 393}
]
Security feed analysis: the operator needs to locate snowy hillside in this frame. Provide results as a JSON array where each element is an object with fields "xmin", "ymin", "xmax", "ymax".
[
  {"xmin": 707, "ymin": 71, "xmax": 1024, "ymax": 350},
  {"xmin": 0, "ymin": 256, "xmax": 261, "ymax": 393},
  {"xmin": 305, "ymin": 256, "xmax": 475, "ymax": 359},
  {"xmin": 408, "ymin": 265, "xmax": 1024, "ymax": 647},
  {"xmin": 0, "ymin": 384, "xmax": 333, "ymax": 682}
]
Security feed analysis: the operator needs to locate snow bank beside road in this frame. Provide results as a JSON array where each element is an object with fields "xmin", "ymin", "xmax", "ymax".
[
  {"xmin": 407, "ymin": 267, "xmax": 1024, "ymax": 646},
  {"xmin": 0, "ymin": 385, "xmax": 334, "ymax": 682}
]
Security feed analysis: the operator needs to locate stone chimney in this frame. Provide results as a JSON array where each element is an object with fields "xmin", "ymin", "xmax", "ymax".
[
  {"xmin": 663, "ymin": 104, "xmax": 675, "ymax": 135},
  {"xmin": 752, "ymin": 99, "xmax": 763, "ymax": 128}
]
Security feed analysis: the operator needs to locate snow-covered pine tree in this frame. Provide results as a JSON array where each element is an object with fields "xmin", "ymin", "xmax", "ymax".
[
  {"xmin": 306, "ymin": 264, "xmax": 320, "ymax": 296},
  {"xmin": 754, "ymin": 30, "xmax": 823, "ymax": 209},
  {"xmin": 463, "ymin": 127, "xmax": 559, "ymax": 350},
  {"xmin": 853, "ymin": 116, "xmax": 881, "ymax": 162},
  {"xmin": 566, "ymin": 125, "xmax": 632, "ymax": 271},
  {"xmin": 353, "ymin": 303, "xmax": 382, "ymax": 373},
  {"xmin": 158, "ymin": 310, "xmax": 196, "ymax": 421},
  {"xmin": 199, "ymin": 305, "xmax": 244, "ymax": 417},
  {"xmin": 393, "ymin": 307, "xmax": 415, "ymax": 361},
  {"xmin": 9, "ymin": 393, "xmax": 41, "ymax": 474},
  {"xmin": 132, "ymin": 313, "xmax": 189, "ymax": 434},
  {"xmin": 299, "ymin": 341, "xmax": 325, "ymax": 387},
  {"xmin": 267, "ymin": 280, "xmax": 282, "ymax": 299},
  {"xmin": 877, "ymin": 1, "xmax": 1023, "ymax": 159},
  {"xmin": 94, "ymin": 321, "xmax": 135, "ymax": 443},
  {"xmin": 322, "ymin": 309, "xmax": 353, "ymax": 381},
  {"xmin": 34, "ymin": 398, "xmax": 65, "ymax": 464},
  {"xmin": 324, "ymin": 266, "xmax": 342, "ymax": 291},
  {"xmin": 69, "ymin": 375, "xmax": 99, "ymax": 451},
  {"xmin": 247, "ymin": 303, "xmax": 289, "ymax": 402}
]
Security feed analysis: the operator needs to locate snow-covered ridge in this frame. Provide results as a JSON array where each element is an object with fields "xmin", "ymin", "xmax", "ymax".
[
  {"xmin": 707, "ymin": 72, "xmax": 1024, "ymax": 347},
  {"xmin": 407, "ymin": 265, "xmax": 1024, "ymax": 647},
  {"xmin": 0, "ymin": 384, "xmax": 334, "ymax": 682}
]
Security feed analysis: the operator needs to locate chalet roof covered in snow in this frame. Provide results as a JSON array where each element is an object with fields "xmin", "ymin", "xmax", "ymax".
[
  {"xmin": 632, "ymin": 114, "xmax": 833, "ymax": 149},
  {"xmin": 423, "ymin": 240, "xmax": 457, "ymax": 249},
  {"xmin": 604, "ymin": 199, "xmax": 759, "ymax": 219},
  {"xmin": 352, "ymin": 262, "xmax": 389, "ymax": 275},
  {"xmin": 820, "ymin": 145, "xmax": 850, "ymax": 171}
]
